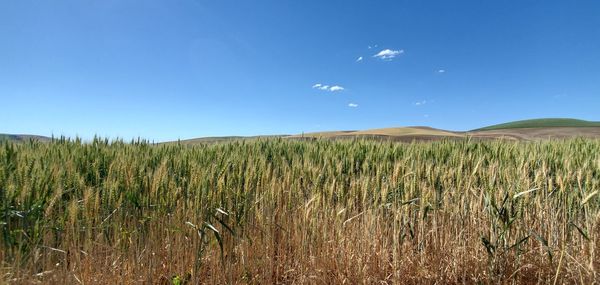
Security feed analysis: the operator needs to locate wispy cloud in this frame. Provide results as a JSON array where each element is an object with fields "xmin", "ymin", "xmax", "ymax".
[
  {"xmin": 368, "ymin": 44, "xmax": 378, "ymax": 49},
  {"xmin": 414, "ymin": 100, "xmax": 427, "ymax": 106},
  {"xmin": 356, "ymin": 56, "xmax": 363, "ymax": 62},
  {"xmin": 312, "ymin": 83, "xmax": 329, "ymax": 90},
  {"xmin": 373, "ymin": 49, "xmax": 404, "ymax": 60},
  {"xmin": 437, "ymin": 69, "xmax": 445, "ymax": 73},
  {"xmin": 312, "ymin": 83, "xmax": 344, "ymax": 92},
  {"xmin": 348, "ymin": 103, "xmax": 358, "ymax": 108}
]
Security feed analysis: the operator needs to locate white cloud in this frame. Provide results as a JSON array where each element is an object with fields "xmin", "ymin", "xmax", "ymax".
[
  {"xmin": 313, "ymin": 83, "xmax": 344, "ymax": 92},
  {"xmin": 415, "ymin": 100, "xmax": 427, "ymax": 106},
  {"xmin": 329, "ymin": 85, "xmax": 344, "ymax": 92},
  {"xmin": 437, "ymin": 69, "xmax": 445, "ymax": 73},
  {"xmin": 373, "ymin": 49, "xmax": 404, "ymax": 60},
  {"xmin": 312, "ymin": 83, "xmax": 330, "ymax": 90},
  {"xmin": 348, "ymin": 103, "xmax": 358, "ymax": 108},
  {"xmin": 356, "ymin": 56, "xmax": 363, "ymax": 62},
  {"xmin": 368, "ymin": 45, "xmax": 378, "ymax": 49}
]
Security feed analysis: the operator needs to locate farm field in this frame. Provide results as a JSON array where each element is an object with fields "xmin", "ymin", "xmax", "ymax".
[
  {"xmin": 4, "ymin": 0, "xmax": 600, "ymax": 283},
  {"xmin": 288, "ymin": 119, "xmax": 600, "ymax": 142},
  {"xmin": 1, "ymin": 138, "xmax": 599, "ymax": 284}
]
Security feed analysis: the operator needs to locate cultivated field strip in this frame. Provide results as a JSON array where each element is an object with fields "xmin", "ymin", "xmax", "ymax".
[{"xmin": 1, "ymin": 138, "xmax": 599, "ymax": 284}]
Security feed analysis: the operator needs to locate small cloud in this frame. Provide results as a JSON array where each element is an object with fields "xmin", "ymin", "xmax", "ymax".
[
  {"xmin": 356, "ymin": 56, "xmax": 363, "ymax": 62},
  {"xmin": 313, "ymin": 83, "xmax": 344, "ymax": 92},
  {"xmin": 312, "ymin": 83, "xmax": 329, "ymax": 90},
  {"xmin": 348, "ymin": 103, "xmax": 358, "ymax": 108},
  {"xmin": 368, "ymin": 45, "xmax": 378, "ymax": 49},
  {"xmin": 329, "ymin": 85, "xmax": 344, "ymax": 92},
  {"xmin": 437, "ymin": 69, "xmax": 445, "ymax": 73},
  {"xmin": 414, "ymin": 100, "xmax": 427, "ymax": 106},
  {"xmin": 373, "ymin": 49, "xmax": 404, "ymax": 60}
]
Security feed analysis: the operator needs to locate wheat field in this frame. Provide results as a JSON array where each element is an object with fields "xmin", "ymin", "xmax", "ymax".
[{"xmin": 1, "ymin": 138, "xmax": 599, "ymax": 284}]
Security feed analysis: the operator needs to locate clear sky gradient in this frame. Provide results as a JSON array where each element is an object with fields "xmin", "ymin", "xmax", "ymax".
[{"xmin": 2, "ymin": 1, "xmax": 599, "ymax": 141}]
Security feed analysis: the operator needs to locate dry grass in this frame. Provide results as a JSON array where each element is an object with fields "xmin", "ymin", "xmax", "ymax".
[
  {"xmin": 289, "ymin": 127, "xmax": 460, "ymax": 140},
  {"xmin": 468, "ymin": 127, "xmax": 600, "ymax": 141},
  {"xmin": 287, "ymin": 126, "xmax": 600, "ymax": 142},
  {"xmin": 1, "ymin": 138, "xmax": 599, "ymax": 284}
]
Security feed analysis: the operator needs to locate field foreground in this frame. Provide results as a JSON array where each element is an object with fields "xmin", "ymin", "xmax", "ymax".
[{"xmin": 1, "ymin": 139, "xmax": 599, "ymax": 284}]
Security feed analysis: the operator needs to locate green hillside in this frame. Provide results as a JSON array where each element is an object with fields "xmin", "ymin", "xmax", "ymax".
[{"xmin": 475, "ymin": 118, "xmax": 600, "ymax": 131}]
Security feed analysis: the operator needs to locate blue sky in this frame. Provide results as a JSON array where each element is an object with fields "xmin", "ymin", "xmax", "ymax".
[{"xmin": 1, "ymin": 0, "xmax": 599, "ymax": 141}]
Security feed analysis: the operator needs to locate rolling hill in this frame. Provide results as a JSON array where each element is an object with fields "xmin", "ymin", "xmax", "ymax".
[
  {"xmin": 167, "ymin": 135, "xmax": 287, "ymax": 145},
  {"xmin": 4, "ymin": 118, "xmax": 600, "ymax": 144},
  {"xmin": 287, "ymin": 118, "xmax": 600, "ymax": 142},
  {"xmin": 0, "ymin": 134, "xmax": 52, "ymax": 143},
  {"xmin": 474, "ymin": 118, "xmax": 600, "ymax": 131},
  {"xmin": 287, "ymin": 127, "xmax": 462, "ymax": 142}
]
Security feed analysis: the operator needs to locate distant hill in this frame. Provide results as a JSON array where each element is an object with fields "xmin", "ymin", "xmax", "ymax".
[
  {"xmin": 171, "ymin": 119, "xmax": 600, "ymax": 143},
  {"xmin": 287, "ymin": 127, "xmax": 461, "ymax": 142},
  {"xmin": 0, "ymin": 134, "xmax": 52, "ymax": 143},
  {"xmin": 166, "ymin": 135, "xmax": 287, "ymax": 145},
  {"xmin": 4, "ymin": 118, "xmax": 600, "ymax": 144},
  {"xmin": 474, "ymin": 118, "xmax": 600, "ymax": 131}
]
